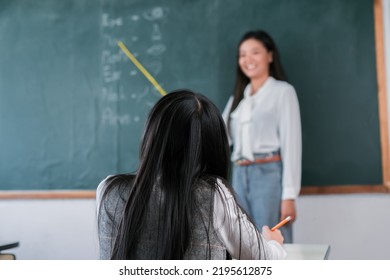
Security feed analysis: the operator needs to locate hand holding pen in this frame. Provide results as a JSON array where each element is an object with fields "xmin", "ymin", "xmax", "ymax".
[{"xmin": 262, "ymin": 216, "xmax": 292, "ymax": 245}]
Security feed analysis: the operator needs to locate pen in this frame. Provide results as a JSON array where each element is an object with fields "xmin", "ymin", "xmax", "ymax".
[{"xmin": 271, "ymin": 216, "xmax": 292, "ymax": 231}]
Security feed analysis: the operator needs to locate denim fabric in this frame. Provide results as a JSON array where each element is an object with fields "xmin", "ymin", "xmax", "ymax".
[{"xmin": 232, "ymin": 153, "xmax": 293, "ymax": 243}]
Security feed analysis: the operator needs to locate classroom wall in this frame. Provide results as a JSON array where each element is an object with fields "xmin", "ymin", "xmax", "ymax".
[
  {"xmin": 0, "ymin": 199, "xmax": 99, "ymax": 260},
  {"xmin": 295, "ymin": 194, "xmax": 390, "ymax": 259},
  {"xmin": 1, "ymin": 1, "xmax": 390, "ymax": 260}
]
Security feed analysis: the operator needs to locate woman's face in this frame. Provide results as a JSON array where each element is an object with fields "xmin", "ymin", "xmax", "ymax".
[{"xmin": 238, "ymin": 38, "xmax": 272, "ymax": 81}]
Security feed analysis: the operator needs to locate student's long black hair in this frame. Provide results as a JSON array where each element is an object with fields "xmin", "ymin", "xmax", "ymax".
[
  {"xmin": 100, "ymin": 90, "xmax": 264, "ymax": 259},
  {"xmin": 229, "ymin": 30, "xmax": 287, "ymax": 117}
]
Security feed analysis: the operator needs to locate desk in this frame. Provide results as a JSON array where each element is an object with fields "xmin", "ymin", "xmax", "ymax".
[
  {"xmin": 0, "ymin": 242, "xmax": 19, "ymax": 252},
  {"xmin": 284, "ymin": 244, "xmax": 330, "ymax": 260}
]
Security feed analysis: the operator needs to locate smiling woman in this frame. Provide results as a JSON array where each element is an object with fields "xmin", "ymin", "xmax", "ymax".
[
  {"xmin": 222, "ymin": 30, "xmax": 302, "ymax": 244},
  {"xmin": 238, "ymin": 38, "xmax": 273, "ymax": 92}
]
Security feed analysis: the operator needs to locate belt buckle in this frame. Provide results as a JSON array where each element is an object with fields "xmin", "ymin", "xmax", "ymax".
[
  {"xmin": 265, "ymin": 152, "xmax": 274, "ymax": 159},
  {"xmin": 236, "ymin": 159, "xmax": 248, "ymax": 166}
]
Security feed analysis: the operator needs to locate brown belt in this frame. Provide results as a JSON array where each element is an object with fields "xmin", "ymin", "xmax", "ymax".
[{"xmin": 236, "ymin": 154, "xmax": 281, "ymax": 166}]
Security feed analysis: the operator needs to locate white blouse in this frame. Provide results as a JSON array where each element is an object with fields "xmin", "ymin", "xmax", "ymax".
[{"xmin": 222, "ymin": 77, "xmax": 302, "ymax": 200}]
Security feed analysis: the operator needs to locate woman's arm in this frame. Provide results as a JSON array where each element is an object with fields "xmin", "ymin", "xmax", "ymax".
[
  {"xmin": 96, "ymin": 176, "xmax": 122, "ymax": 260},
  {"xmin": 213, "ymin": 180, "xmax": 287, "ymax": 259},
  {"xmin": 279, "ymin": 85, "xmax": 302, "ymax": 203}
]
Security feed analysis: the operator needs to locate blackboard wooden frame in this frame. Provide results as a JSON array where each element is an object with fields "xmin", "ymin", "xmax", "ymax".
[{"xmin": 0, "ymin": 0, "xmax": 388, "ymax": 199}]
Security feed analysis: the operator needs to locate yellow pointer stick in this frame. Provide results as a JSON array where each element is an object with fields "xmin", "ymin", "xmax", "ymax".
[{"xmin": 117, "ymin": 41, "xmax": 167, "ymax": 96}]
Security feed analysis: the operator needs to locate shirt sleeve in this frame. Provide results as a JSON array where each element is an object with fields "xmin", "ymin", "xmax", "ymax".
[
  {"xmin": 96, "ymin": 177, "xmax": 109, "ymax": 216},
  {"xmin": 278, "ymin": 85, "xmax": 302, "ymax": 200},
  {"xmin": 222, "ymin": 96, "xmax": 233, "ymax": 124},
  {"xmin": 213, "ymin": 179, "xmax": 287, "ymax": 260},
  {"xmin": 96, "ymin": 176, "xmax": 117, "ymax": 260}
]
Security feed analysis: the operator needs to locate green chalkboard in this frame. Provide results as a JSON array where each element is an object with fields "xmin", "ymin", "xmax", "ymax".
[{"xmin": 0, "ymin": 0, "xmax": 381, "ymax": 190}]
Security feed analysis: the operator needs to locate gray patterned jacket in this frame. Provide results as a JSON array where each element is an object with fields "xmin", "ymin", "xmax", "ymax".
[{"xmin": 96, "ymin": 177, "xmax": 228, "ymax": 259}]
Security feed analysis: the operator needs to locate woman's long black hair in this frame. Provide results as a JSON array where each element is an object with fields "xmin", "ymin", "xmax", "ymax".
[
  {"xmin": 229, "ymin": 30, "xmax": 287, "ymax": 116},
  {"xmin": 103, "ymin": 90, "xmax": 234, "ymax": 259}
]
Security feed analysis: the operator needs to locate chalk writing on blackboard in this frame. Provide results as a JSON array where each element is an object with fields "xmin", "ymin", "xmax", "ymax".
[{"xmin": 99, "ymin": 6, "xmax": 169, "ymax": 126}]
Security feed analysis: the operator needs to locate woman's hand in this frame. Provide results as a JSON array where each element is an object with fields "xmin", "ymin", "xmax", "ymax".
[
  {"xmin": 281, "ymin": 199, "xmax": 296, "ymax": 222},
  {"xmin": 262, "ymin": 226, "xmax": 284, "ymax": 245}
]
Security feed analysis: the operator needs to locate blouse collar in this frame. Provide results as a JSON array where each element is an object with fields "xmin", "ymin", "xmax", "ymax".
[{"xmin": 243, "ymin": 76, "xmax": 275, "ymax": 99}]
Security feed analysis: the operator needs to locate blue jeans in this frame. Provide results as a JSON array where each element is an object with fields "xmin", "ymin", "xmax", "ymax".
[{"xmin": 232, "ymin": 153, "xmax": 293, "ymax": 243}]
